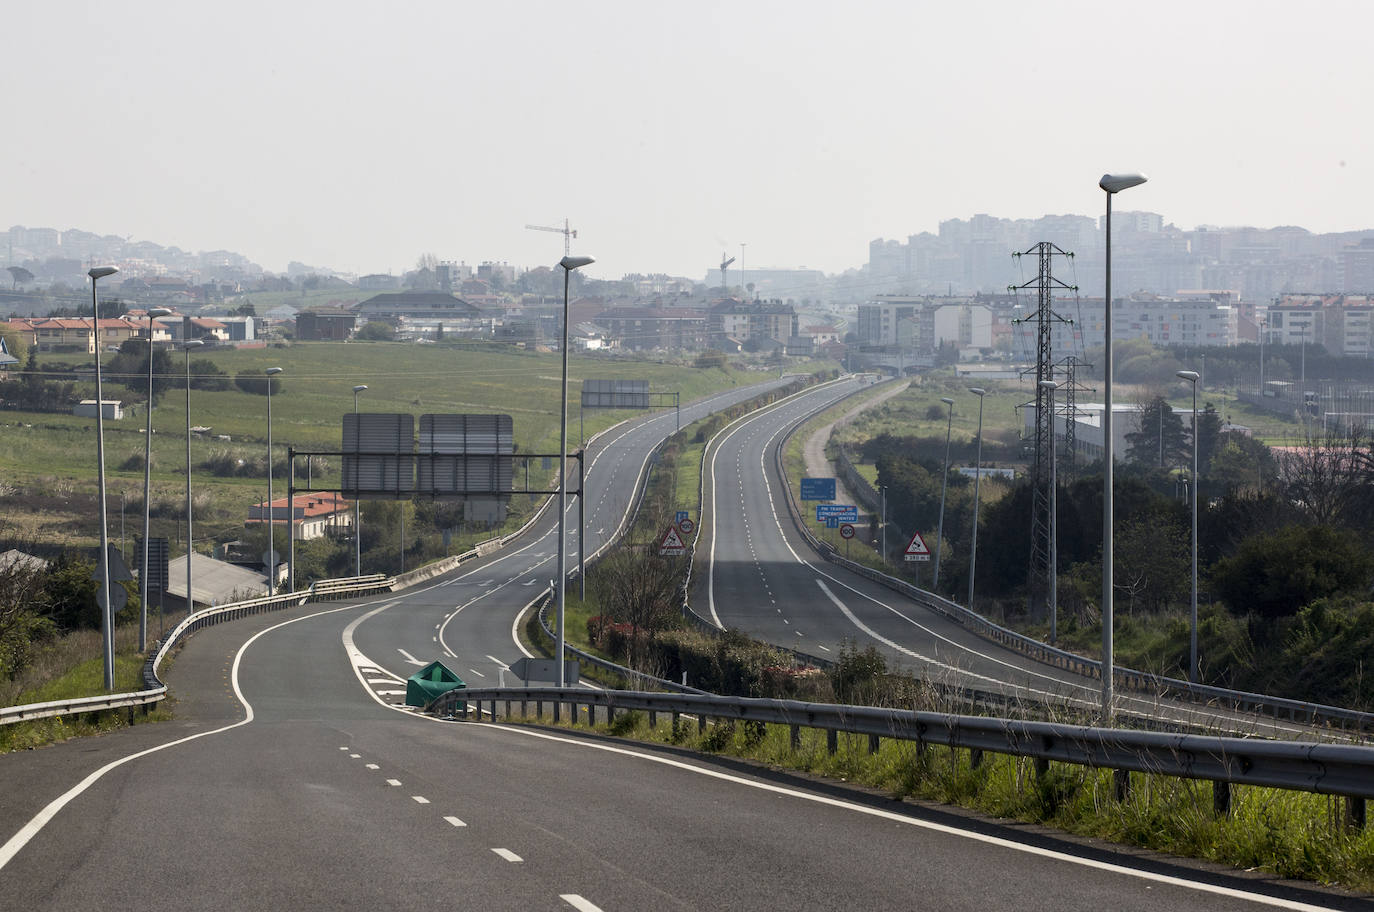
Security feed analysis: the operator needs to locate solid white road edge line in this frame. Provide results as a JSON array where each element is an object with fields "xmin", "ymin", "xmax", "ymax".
[
  {"xmin": 477, "ymin": 723, "xmax": 1341, "ymax": 912},
  {"xmin": 0, "ymin": 600, "xmax": 363, "ymax": 874}
]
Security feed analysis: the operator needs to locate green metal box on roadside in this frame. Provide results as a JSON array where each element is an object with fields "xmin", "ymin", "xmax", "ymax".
[{"xmin": 405, "ymin": 660, "xmax": 466, "ymax": 709}]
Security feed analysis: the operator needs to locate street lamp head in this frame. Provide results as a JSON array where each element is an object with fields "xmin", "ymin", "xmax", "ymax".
[
  {"xmin": 1039, "ymin": 380, "xmax": 1059, "ymax": 391},
  {"xmin": 88, "ymin": 265, "xmax": 119, "ymax": 280},
  {"xmin": 148, "ymin": 307, "xmax": 173, "ymax": 318},
  {"xmin": 1176, "ymin": 370, "xmax": 1200, "ymax": 383},
  {"xmin": 969, "ymin": 387, "xmax": 986, "ymax": 397},
  {"xmin": 353, "ymin": 384, "xmax": 368, "ymax": 393},
  {"xmin": 265, "ymin": 367, "xmax": 283, "ymax": 376},
  {"xmin": 940, "ymin": 397, "xmax": 954, "ymax": 405},
  {"xmin": 182, "ymin": 340, "xmax": 203, "ymax": 350},
  {"xmin": 1099, "ymin": 172, "xmax": 1148, "ymax": 194},
  {"xmin": 559, "ymin": 255, "xmax": 595, "ymax": 271}
]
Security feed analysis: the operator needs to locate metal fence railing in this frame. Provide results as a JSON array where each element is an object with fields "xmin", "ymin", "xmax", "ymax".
[
  {"xmin": 431, "ymin": 685, "xmax": 1372, "ymax": 826},
  {"xmin": 1, "ymin": 576, "xmax": 396, "ymax": 728}
]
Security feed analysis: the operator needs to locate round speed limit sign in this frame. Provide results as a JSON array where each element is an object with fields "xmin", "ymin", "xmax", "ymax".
[{"xmin": 839, "ymin": 523, "xmax": 855, "ymax": 540}]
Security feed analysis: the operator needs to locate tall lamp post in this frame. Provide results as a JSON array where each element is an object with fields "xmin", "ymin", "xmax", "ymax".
[
  {"xmin": 1039, "ymin": 380, "xmax": 1060, "ymax": 645},
  {"xmin": 556, "ymin": 254, "xmax": 595, "ymax": 690},
  {"xmin": 89, "ymin": 265, "xmax": 119, "ymax": 690},
  {"xmin": 934, "ymin": 396, "xmax": 955, "ymax": 589},
  {"xmin": 1099, "ymin": 171, "xmax": 1149, "ymax": 721},
  {"xmin": 138, "ymin": 307, "xmax": 171, "ymax": 653},
  {"xmin": 352, "ymin": 384, "xmax": 368, "ymax": 576},
  {"xmin": 1176, "ymin": 369, "xmax": 1201, "ymax": 683},
  {"xmin": 966, "ymin": 388, "xmax": 986, "ymax": 610},
  {"xmin": 264, "ymin": 367, "xmax": 283, "ymax": 589},
  {"xmin": 182, "ymin": 340, "xmax": 203, "ymax": 615}
]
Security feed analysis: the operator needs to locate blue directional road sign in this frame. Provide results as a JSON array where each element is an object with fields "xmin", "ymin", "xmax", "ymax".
[
  {"xmin": 816, "ymin": 504, "xmax": 858, "ymax": 522},
  {"xmin": 676, "ymin": 510, "xmax": 689, "ymax": 524},
  {"xmin": 800, "ymin": 477, "xmax": 836, "ymax": 501},
  {"xmin": 826, "ymin": 517, "xmax": 839, "ymax": 528}
]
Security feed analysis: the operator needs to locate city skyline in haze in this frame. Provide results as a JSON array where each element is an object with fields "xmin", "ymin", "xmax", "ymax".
[{"xmin": 5, "ymin": 1, "xmax": 1371, "ymax": 281}]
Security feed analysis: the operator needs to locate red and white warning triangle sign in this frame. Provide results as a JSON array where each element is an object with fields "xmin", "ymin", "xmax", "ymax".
[
  {"xmin": 659, "ymin": 525, "xmax": 687, "ymax": 555},
  {"xmin": 903, "ymin": 531, "xmax": 932, "ymax": 562}
]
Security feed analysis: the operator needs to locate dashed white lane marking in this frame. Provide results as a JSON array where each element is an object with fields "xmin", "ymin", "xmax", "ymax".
[
  {"xmin": 366, "ymin": 764, "xmax": 379, "ymax": 770},
  {"xmin": 367, "ymin": 677, "xmax": 403, "ymax": 685},
  {"xmin": 349, "ymin": 753, "xmax": 360, "ymax": 758},
  {"xmin": 486, "ymin": 654, "xmax": 510, "ymax": 669},
  {"xmin": 338, "ymin": 746, "xmax": 348, "ymax": 751},
  {"xmin": 491, "ymin": 848, "xmax": 523, "ymax": 863},
  {"xmin": 468, "ymin": 668, "xmax": 486, "ymax": 678},
  {"xmin": 817, "ymin": 644, "xmax": 831, "ymax": 652},
  {"xmin": 444, "ymin": 816, "xmax": 467, "ymax": 827},
  {"xmin": 377, "ymin": 689, "xmax": 406, "ymax": 696},
  {"xmin": 386, "ymin": 779, "xmax": 401, "ymax": 787},
  {"xmin": 561, "ymin": 896, "xmax": 604, "ymax": 912},
  {"xmin": 412, "ymin": 796, "xmax": 430, "ymax": 804}
]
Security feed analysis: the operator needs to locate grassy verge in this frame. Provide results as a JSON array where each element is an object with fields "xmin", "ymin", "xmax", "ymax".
[
  {"xmin": 501, "ymin": 708, "xmax": 1374, "ymax": 894},
  {"xmin": 0, "ymin": 624, "xmax": 173, "ymax": 752}
]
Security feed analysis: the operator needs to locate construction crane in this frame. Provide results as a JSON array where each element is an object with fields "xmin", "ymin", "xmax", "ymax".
[
  {"xmin": 719, "ymin": 254, "xmax": 736, "ymax": 293},
  {"xmin": 526, "ymin": 218, "xmax": 577, "ymax": 256}
]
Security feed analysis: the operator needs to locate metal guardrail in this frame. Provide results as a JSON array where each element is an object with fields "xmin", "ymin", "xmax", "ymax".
[
  {"xmin": 1, "ymin": 577, "xmax": 397, "ymax": 728},
  {"xmin": 432, "ymin": 686, "xmax": 1374, "ymax": 816},
  {"xmin": 768, "ymin": 388, "xmax": 1374, "ymax": 736}
]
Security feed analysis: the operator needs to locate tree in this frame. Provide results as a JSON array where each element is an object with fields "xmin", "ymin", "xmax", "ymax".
[
  {"xmin": 233, "ymin": 370, "xmax": 284, "ymax": 395},
  {"xmin": 355, "ymin": 321, "xmax": 395, "ymax": 342},
  {"xmin": 1208, "ymin": 433, "xmax": 1277, "ymax": 495},
  {"xmin": 1275, "ymin": 428, "xmax": 1374, "ymax": 528},
  {"xmin": 1196, "ymin": 403, "xmax": 1223, "ymax": 474},
  {"xmin": 1125, "ymin": 396, "xmax": 1187, "ymax": 468},
  {"xmin": 6, "ymin": 265, "xmax": 33, "ymax": 289},
  {"xmin": 233, "ymin": 302, "xmax": 257, "ymax": 317},
  {"xmin": 1211, "ymin": 524, "xmax": 1374, "ymax": 622},
  {"xmin": 189, "ymin": 358, "xmax": 232, "ymax": 391},
  {"xmin": 0, "ymin": 325, "xmax": 30, "ymax": 365},
  {"xmin": 591, "ymin": 546, "xmax": 682, "ymax": 670}
]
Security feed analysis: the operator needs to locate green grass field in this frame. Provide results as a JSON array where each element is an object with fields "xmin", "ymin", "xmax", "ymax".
[{"xmin": 0, "ymin": 342, "xmax": 753, "ymax": 552}]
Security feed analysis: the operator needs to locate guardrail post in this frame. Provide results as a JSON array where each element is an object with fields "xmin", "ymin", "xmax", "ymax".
[
  {"xmin": 697, "ymin": 713, "xmax": 707, "ymax": 736},
  {"xmin": 1213, "ymin": 780, "xmax": 1232, "ymax": 817},
  {"xmin": 606, "ymin": 705, "xmax": 614, "ymax": 727},
  {"xmin": 521, "ymin": 699, "xmax": 528, "ymax": 718},
  {"xmin": 504, "ymin": 699, "xmax": 511, "ymax": 719},
  {"xmin": 1114, "ymin": 769, "xmax": 1131, "ymax": 802},
  {"xmin": 671, "ymin": 711, "xmax": 680, "ymax": 735},
  {"xmin": 868, "ymin": 734, "xmax": 880, "ymax": 754},
  {"xmin": 1034, "ymin": 757, "xmax": 1049, "ymax": 779},
  {"xmin": 649, "ymin": 710, "xmax": 658, "ymax": 728},
  {"xmin": 826, "ymin": 730, "xmax": 838, "ymax": 755},
  {"xmin": 1347, "ymin": 796, "xmax": 1366, "ymax": 831},
  {"xmin": 969, "ymin": 748, "xmax": 983, "ymax": 769},
  {"xmin": 488, "ymin": 699, "xmax": 495, "ymax": 722},
  {"xmin": 554, "ymin": 700, "xmax": 562, "ymax": 724},
  {"xmin": 789, "ymin": 725, "xmax": 800, "ymax": 750}
]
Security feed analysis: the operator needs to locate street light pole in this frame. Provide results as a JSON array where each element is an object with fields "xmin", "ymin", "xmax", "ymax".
[
  {"xmin": 1177, "ymin": 369, "xmax": 1200, "ymax": 683},
  {"xmin": 182, "ymin": 340, "xmax": 203, "ymax": 615},
  {"xmin": 265, "ymin": 367, "xmax": 283, "ymax": 590},
  {"xmin": 352, "ymin": 384, "xmax": 368, "ymax": 576},
  {"xmin": 1099, "ymin": 171, "xmax": 1148, "ymax": 722},
  {"xmin": 934, "ymin": 396, "xmax": 954, "ymax": 589},
  {"xmin": 89, "ymin": 265, "xmax": 119, "ymax": 690},
  {"xmin": 1039, "ymin": 380, "xmax": 1059, "ymax": 645},
  {"xmin": 139, "ymin": 307, "xmax": 171, "ymax": 652},
  {"xmin": 556, "ymin": 254, "xmax": 595, "ymax": 690},
  {"xmin": 967, "ymin": 387, "xmax": 986, "ymax": 610}
]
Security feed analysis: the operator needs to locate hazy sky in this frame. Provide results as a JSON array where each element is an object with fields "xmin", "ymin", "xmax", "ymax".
[{"xmin": 7, "ymin": 2, "xmax": 1370, "ymax": 280}]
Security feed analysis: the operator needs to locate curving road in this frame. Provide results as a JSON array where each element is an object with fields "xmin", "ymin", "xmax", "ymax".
[
  {"xmin": 697, "ymin": 379, "xmax": 1320, "ymax": 737},
  {"xmin": 1, "ymin": 375, "xmax": 1365, "ymax": 910}
]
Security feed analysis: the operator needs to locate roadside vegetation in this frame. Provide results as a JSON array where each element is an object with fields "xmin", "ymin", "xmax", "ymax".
[{"xmin": 510, "ymin": 697, "xmax": 1374, "ymax": 894}]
